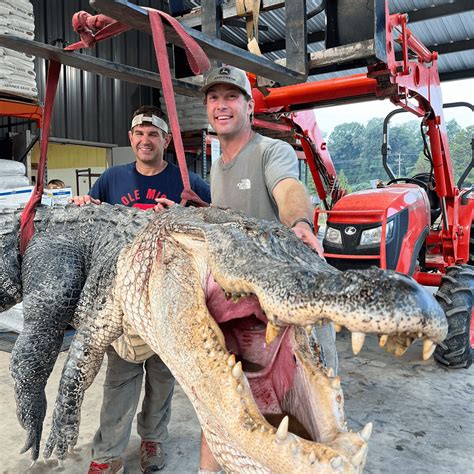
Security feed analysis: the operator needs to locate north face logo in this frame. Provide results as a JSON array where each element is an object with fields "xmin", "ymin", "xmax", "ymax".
[{"xmin": 237, "ymin": 179, "xmax": 251, "ymax": 190}]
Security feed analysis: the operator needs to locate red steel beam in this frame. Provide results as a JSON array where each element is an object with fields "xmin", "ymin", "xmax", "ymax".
[{"xmin": 253, "ymin": 74, "xmax": 378, "ymax": 112}]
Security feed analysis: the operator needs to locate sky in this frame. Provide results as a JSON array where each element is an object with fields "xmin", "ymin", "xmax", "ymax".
[{"xmin": 314, "ymin": 78, "xmax": 474, "ymax": 138}]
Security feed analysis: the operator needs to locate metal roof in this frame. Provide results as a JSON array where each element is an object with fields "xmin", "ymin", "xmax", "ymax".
[{"xmin": 177, "ymin": 0, "xmax": 473, "ymax": 82}]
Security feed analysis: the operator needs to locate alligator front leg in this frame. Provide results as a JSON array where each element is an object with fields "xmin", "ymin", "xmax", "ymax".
[
  {"xmin": 43, "ymin": 290, "xmax": 123, "ymax": 460},
  {"xmin": 10, "ymin": 238, "xmax": 85, "ymax": 461}
]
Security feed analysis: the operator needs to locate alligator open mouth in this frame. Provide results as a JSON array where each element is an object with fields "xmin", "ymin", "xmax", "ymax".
[
  {"xmin": 208, "ymin": 277, "xmax": 319, "ymax": 436},
  {"xmin": 203, "ymin": 276, "xmax": 371, "ymax": 471}
]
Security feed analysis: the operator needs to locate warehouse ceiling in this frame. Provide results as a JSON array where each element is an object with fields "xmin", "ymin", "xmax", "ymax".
[{"xmin": 172, "ymin": 0, "xmax": 474, "ymax": 82}]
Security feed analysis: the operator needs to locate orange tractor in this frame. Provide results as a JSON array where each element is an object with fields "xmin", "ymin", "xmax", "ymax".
[{"xmin": 252, "ymin": 5, "xmax": 473, "ymax": 368}]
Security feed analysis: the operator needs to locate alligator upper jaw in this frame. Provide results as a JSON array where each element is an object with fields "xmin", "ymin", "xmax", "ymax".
[{"xmin": 210, "ymin": 264, "xmax": 448, "ymax": 361}]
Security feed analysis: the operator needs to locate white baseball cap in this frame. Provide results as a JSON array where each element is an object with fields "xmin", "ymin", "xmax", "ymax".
[{"xmin": 131, "ymin": 114, "xmax": 169, "ymax": 134}]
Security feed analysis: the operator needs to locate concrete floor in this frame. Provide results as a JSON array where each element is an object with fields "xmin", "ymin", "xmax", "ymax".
[{"xmin": 1, "ymin": 331, "xmax": 472, "ymax": 474}]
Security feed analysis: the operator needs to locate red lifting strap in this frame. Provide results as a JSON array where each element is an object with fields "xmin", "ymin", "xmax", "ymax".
[
  {"xmin": 67, "ymin": 11, "xmax": 130, "ymax": 49},
  {"xmin": 147, "ymin": 8, "xmax": 210, "ymax": 207},
  {"xmin": 19, "ymin": 8, "xmax": 210, "ymax": 255},
  {"xmin": 19, "ymin": 60, "xmax": 61, "ymax": 255}
]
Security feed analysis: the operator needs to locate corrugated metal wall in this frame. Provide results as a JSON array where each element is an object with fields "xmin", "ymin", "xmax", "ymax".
[{"xmin": 2, "ymin": 0, "xmax": 167, "ymax": 146}]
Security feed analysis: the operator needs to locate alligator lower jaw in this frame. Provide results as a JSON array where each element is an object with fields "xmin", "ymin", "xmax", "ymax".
[{"xmin": 202, "ymin": 277, "xmax": 371, "ymax": 471}]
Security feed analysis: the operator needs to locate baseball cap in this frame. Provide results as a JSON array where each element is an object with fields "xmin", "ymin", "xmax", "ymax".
[
  {"xmin": 201, "ymin": 66, "xmax": 252, "ymax": 99},
  {"xmin": 131, "ymin": 114, "xmax": 169, "ymax": 134}
]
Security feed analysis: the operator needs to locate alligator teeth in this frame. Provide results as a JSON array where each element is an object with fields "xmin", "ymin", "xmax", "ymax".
[
  {"xmin": 423, "ymin": 340, "xmax": 436, "ymax": 360},
  {"xmin": 29, "ymin": 461, "xmax": 37, "ymax": 468},
  {"xmin": 227, "ymin": 354, "xmax": 236, "ymax": 367},
  {"xmin": 232, "ymin": 361, "xmax": 243, "ymax": 379},
  {"xmin": 379, "ymin": 334, "xmax": 389, "ymax": 348},
  {"xmin": 327, "ymin": 367, "xmax": 335, "ymax": 378},
  {"xmin": 351, "ymin": 444, "xmax": 367, "ymax": 466},
  {"xmin": 331, "ymin": 456, "xmax": 343, "ymax": 469},
  {"xmin": 334, "ymin": 323, "xmax": 342, "ymax": 332},
  {"xmin": 308, "ymin": 451, "xmax": 316, "ymax": 464},
  {"xmin": 224, "ymin": 291, "xmax": 232, "ymax": 300},
  {"xmin": 351, "ymin": 332, "xmax": 366, "ymax": 355},
  {"xmin": 360, "ymin": 422, "xmax": 373, "ymax": 441},
  {"xmin": 332, "ymin": 376, "xmax": 341, "ymax": 390},
  {"xmin": 266, "ymin": 322, "xmax": 281, "ymax": 344},
  {"xmin": 236, "ymin": 383, "xmax": 243, "ymax": 393},
  {"xmin": 305, "ymin": 324, "xmax": 313, "ymax": 334},
  {"xmin": 395, "ymin": 343, "xmax": 409, "ymax": 357},
  {"xmin": 276, "ymin": 415, "xmax": 289, "ymax": 441}
]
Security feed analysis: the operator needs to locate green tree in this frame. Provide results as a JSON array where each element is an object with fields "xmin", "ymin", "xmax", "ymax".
[
  {"xmin": 325, "ymin": 117, "xmax": 471, "ymax": 192},
  {"xmin": 328, "ymin": 122, "xmax": 365, "ymax": 185},
  {"xmin": 450, "ymin": 125, "xmax": 473, "ymax": 186},
  {"xmin": 337, "ymin": 169, "xmax": 352, "ymax": 193},
  {"xmin": 411, "ymin": 121, "xmax": 471, "ymax": 185}
]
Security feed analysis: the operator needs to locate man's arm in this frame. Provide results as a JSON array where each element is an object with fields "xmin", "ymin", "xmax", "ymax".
[
  {"xmin": 70, "ymin": 172, "xmax": 104, "ymax": 206},
  {"xmin": 70, "ymin": 195, "xmax": 101, "ymax": 206},
  {"xmin": 272, "ymin": 177, "xmax": 324, "ymax": 258}
]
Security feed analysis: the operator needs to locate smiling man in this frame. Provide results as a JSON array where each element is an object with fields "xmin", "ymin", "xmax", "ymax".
[
  {"xmin": 79, "ymin": 106, "xmax": 210, "ymax": 210},
  {"xmin": 203, "ymin": 66, "xmax": 323, "ymax": 251},
  {"xmin": 72, "ymin": 105, "xmax": 210, "ymax": 474}
]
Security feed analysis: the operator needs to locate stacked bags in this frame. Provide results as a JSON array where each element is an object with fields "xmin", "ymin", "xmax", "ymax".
[
  {"xmin": 0, "ymin": 0, "xmax": 37, "ymax": 100},
  {"xmin": 0, "ymin": 158, "xmax": 29, "ymax": 189}
]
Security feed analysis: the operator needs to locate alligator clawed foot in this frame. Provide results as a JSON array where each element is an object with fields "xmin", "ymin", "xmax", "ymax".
[
  {"xmin": 16, "ymin": 401, "xmax": 45, "ymax": 461},
  {"xmin": 44, "ymin": 429, "xmax": 77, "ymax": 461},
  {"xmin": 43, "ymin": 411, "xmax": 80, "ymax": 461}
]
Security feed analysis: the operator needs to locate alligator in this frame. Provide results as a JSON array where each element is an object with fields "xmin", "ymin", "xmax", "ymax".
[{"xmin": 0, "ymin": 204, "xmax": 448, "ymax": 472}]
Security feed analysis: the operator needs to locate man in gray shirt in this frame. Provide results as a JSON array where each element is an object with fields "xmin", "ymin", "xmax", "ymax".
[{"xmin": 206, "ymin": 66, "xmax": 324, "ymax": 252}]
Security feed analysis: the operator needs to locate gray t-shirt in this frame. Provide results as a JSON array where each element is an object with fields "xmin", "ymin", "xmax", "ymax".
[{"xmin": 210, "ymin": 133, "xmax": 299, "ymax": 221}]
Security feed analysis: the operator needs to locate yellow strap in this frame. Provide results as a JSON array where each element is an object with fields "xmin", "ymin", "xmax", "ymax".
[
  {"xmin": 236, "ymin": 0, "xmax": 246, "ymax": 17},
  {"xmin": 235, "ymin": 0, "xmax": 272, "ymax": 87}
]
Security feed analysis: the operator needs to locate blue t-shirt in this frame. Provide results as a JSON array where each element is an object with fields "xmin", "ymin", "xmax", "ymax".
[{"xmin": 89, "ymin": 161, "xmax": 211, "ymax": 208}]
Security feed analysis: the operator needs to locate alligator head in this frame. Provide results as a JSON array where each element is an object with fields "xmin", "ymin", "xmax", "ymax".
[{"xmin": 113, "ymin": 205, "xmax": 447, "ymax": 473}]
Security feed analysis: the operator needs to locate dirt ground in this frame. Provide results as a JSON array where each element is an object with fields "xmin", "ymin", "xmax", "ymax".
[{"xmin": 1, "ymin": 331, "xmax": 472, "ymax": 474}]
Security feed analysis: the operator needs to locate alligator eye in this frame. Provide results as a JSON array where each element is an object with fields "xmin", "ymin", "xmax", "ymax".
[{"xmin": 336, "ymin": 395, "xmax": 342, "ymax": 403}]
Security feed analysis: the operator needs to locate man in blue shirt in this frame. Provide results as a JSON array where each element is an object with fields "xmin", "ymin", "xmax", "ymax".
[
  {"xmin": 74, "ymin": 105, "xmax": 210, "ymax": 474},
  {"xmin": 76, "ymin": 107, "xmax": 210, "ymax": 209}
]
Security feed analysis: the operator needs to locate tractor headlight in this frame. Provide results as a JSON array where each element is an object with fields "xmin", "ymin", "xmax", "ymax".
[
  {"xmin": 325, "ymin": 226, "xmax": 342, "ymax": 244},
  {"xmin": 360, "ymin": 221, "xmax": 394, "ymax": 246}
]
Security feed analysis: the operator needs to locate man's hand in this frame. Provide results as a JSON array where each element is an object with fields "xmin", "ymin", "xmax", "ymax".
[
  {"xmin": 69, "ymin": 195, "xmax": 101, "ymax": 206},
  {"xmin": 154, "ymin": 197, "xmax": 176, "ymax": 212},
  {"xmin": 291, "ymin": 222, "xmax": 325, "ymax": 259}
]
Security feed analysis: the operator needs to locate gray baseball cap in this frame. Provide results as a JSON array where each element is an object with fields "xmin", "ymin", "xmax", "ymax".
[{"xmin": 201, "ymin": 66, "xmax": 252, "ymax": 98}]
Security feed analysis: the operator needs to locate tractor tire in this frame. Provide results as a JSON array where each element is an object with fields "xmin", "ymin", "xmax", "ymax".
[{"xmin": 434, "ymin": 265, "xmax": 474, "ymax": 369}]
